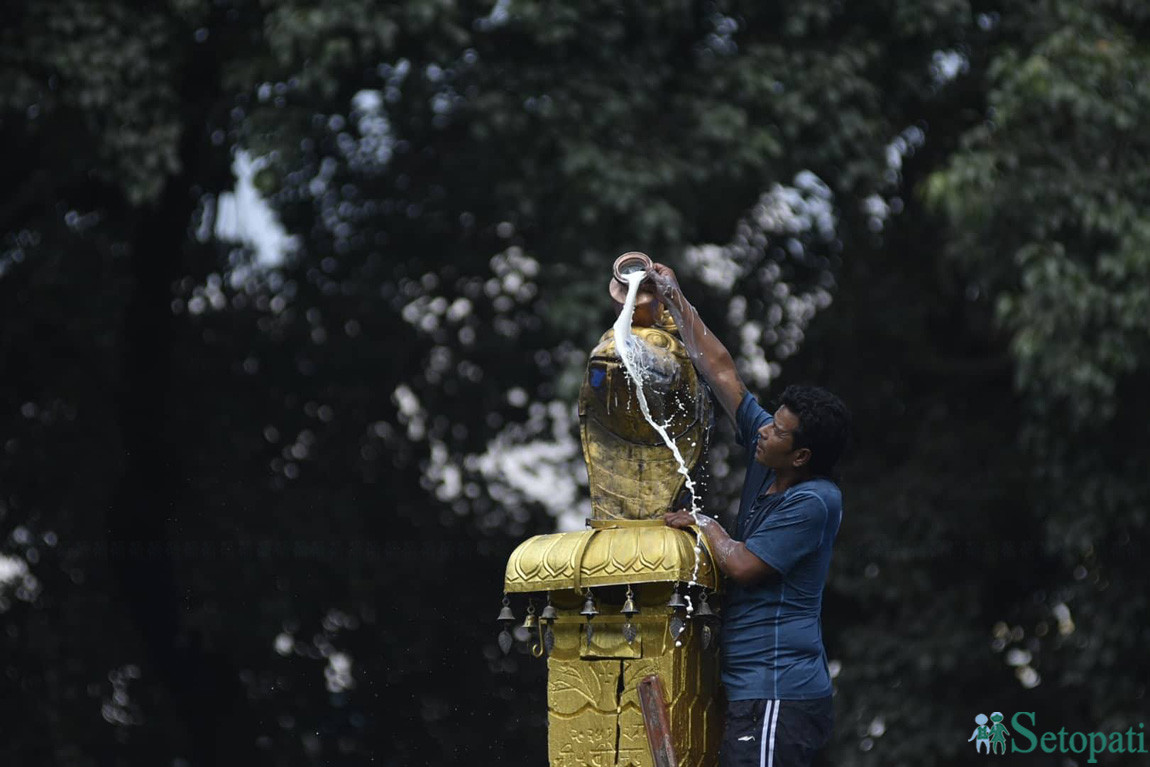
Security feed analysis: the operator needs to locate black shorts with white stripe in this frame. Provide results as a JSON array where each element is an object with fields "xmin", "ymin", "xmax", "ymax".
[{"xmin": 719, "ymin": 697, "xmax": 834, "ymax": 767}]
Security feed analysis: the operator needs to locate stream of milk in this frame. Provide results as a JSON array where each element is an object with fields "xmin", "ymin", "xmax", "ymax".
[{"xmin": 613, "ymin": 271, "xmax": 705, "ymax": 632}]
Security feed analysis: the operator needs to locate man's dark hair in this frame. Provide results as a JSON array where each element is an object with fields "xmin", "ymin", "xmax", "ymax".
[{"xmin": 779, "ymin": 385, "xmax": 852, "ymax": 477}]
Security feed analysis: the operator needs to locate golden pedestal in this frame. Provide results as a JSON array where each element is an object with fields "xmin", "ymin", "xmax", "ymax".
[{"xmin": 505, "ymin": 523, "xmax": 722, "ymax": 767}]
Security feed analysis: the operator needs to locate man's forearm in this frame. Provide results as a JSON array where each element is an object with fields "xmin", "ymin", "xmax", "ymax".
[
  {"xmin": 649, "ymin": 263, "xmax": 751, "ymax": 422},
  {"xmin": 657, "ymin": 284, "xmax": 746, "ymax": 424},
  {"xmin": 660, "ymin": 287, "xmax": 736, "ymax": 383},
  {"xmin": 696, "ymin": 515, "xmax": 740, "ymax": 574},
  {"xmin": 694, "ymin": 515, "xmax": 771, "ymax": 585}
]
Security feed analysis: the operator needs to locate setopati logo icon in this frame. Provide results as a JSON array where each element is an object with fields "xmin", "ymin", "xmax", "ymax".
[
  {"xmin": 968, "ymin": 712, "xmax": 1011, "ymax": 754},
  {"xmin": 967, "ymin": 712, "xmax": 1147, "ymax": 763}
]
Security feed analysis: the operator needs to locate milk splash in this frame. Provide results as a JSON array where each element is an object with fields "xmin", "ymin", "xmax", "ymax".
[{"xmin": 613, "ymin": 271, "xmax": 706, "ymax": 637}]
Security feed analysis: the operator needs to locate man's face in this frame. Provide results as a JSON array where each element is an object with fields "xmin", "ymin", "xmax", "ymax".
[{"xmin": 754, "ymin": 406, "xmax": 804, "ymax": 470}]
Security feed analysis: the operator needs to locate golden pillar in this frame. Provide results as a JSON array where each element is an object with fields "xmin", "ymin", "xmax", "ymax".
[{"xmin": 501, "ymin": 254, "xmax": 722, "ymax": 767}]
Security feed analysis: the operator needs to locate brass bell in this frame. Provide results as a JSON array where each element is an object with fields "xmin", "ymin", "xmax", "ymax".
[
  {"xmin": 497, "ymin": 595, "xmax": 516, "ymax": 624},
  {"xmin": 523, "ymin": 601, "xmax": 538, "ymax": 630},
  {"xmin": 541, "ymin": 600, "xmax": 558, "ymax": 622},
  {"xmin": 580, "ymin": 590, "xmax": 599, "ymax": 618},
  {"xmin": 667, "ymin": 585, "xmax": 687, "ymax": 610},
  {"xmin": 694, "ymin": 594, "xmax": 716, "ymax": 620},
  {"xmin": 621, "ymin": 585, "xmax": 639, "ymax": 616}
]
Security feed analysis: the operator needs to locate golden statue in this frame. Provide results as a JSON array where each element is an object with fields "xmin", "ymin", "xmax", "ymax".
[{"xmin": 500, "ymin": 253, "xmax": 722, "ymax": 767}]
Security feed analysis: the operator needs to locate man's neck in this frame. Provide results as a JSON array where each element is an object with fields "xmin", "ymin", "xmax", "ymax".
[{"xmin": 768, "ymin": 468, "xmax": 813, "ymax": 495}]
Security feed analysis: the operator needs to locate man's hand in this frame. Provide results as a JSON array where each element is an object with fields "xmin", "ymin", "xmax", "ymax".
[
  {"xmin": 650, "ymin": 263, "xmax": 682, "ymax": 306},
  {"xmin": 663, "ymin": 509, "xmax": 696, "ymax": 529}
]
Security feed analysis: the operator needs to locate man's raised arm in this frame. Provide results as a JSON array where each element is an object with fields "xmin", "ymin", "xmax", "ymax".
[{"xmin": 650, "ymin": 263, "xmax": 747, "ymax": 428}]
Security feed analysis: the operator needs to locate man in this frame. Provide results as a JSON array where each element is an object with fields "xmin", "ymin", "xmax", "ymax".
[{"xmin": 651, "ymin": 262, "xmax": 850, "ymax": 767}]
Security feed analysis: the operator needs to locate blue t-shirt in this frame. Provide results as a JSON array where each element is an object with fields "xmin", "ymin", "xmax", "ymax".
[{"xmin": 720, "ymin": 391, "xmax": 843, "ymax": 701}]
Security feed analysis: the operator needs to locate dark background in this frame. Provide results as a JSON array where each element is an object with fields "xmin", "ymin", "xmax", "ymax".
[{"xmin": 2, "ymin": 1, "xmax": 1147, "ymax": 765}]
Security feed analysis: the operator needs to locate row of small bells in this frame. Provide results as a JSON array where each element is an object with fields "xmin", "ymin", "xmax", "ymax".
[{"xmin": 497, "ymin": 584, "xmax": 720, "ymax": 656}]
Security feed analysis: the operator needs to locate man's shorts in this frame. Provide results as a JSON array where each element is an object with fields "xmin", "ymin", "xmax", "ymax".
[{"xmin": 719, "ymin": 697, "xmax": 834, "ymax": 767}]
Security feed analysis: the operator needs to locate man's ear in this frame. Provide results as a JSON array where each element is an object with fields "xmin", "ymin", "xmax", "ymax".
[{"xmin": 792, "ymin": 447, "xmax": 812, "ymax": 469}]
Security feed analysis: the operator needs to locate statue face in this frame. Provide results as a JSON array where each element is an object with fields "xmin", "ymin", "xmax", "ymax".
[{"xmin": 584, "ymin": 327, "xmax": 696, "ymax": 444}]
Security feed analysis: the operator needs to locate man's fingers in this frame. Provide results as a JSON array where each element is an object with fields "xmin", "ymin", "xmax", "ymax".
[{"xmin": 650, "ymin": 263, "xmax": 679, "ymax": 296}]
